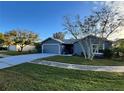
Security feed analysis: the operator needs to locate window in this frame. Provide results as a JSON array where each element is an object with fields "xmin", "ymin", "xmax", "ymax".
[{"xmin": 92, "ymin": 44, "xmax": 104, "ymax": 54}]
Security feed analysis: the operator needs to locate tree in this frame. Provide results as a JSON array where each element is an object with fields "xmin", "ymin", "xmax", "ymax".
[
  {"xmin": 53, "ymin": 32, "xmax": 66, "ymax": 40},
  {"xmin": 0, "ymin": 39, "xmax": 4, "ymax": 46},
  {"xmin": 93, "ymin": 6, "xmax": 124, "ymax": 39},
  {"xmin": 0, "ymin": 33, "xmax": 4, "ymax": 39},
  {"xmin": 64, "ymin": 6, "xmax": 124, "ymax": 60},
  {"xmin": 114, "ymin": 39, "xmax": 124, "ymax": 54},
  {"xmin": 5, "ymin": 29, "xmax": 38, "ymax": 52},
  {"xmin": 64, "ymin": 15, "xmax": 99, "ymax": 60},
  {"xmin": 0, "ymin": 33, "xmax": 4, "ymax": 46},
  {"xmin": 4, "ymin": 33, "xmax": 13, "ymax": 46},
  {"xmin": 118, "ymin": 39, "xmax": 124, "ymax": 49}
]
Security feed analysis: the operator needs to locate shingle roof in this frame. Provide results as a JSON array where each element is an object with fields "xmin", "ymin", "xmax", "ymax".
[
  {"xmin": 62, "ymin": 39, "xmax": 78, "ymax": 44},
  {"xmin": 42, "ymin": 35, "xmax": 112, "ymax": 44}
]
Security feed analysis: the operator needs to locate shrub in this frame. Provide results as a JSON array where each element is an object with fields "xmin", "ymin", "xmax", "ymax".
[
  {"xmin": 103, "ymin": 49, "xmax": 113, "ymax": 58},
  {"xmin": 112, "ymin": 48, "xmax": 124, "ymax": 58},
  {"xmin": 72, "ymin": 53, "xmax": 78, "ymax": 56},
  {"xmin": 0, "ymin": 47, "xmax": 8, "ymax": 50},
  {"xmin": 34, "ymin": 43, "xmax": 41, "ymax": 53}
]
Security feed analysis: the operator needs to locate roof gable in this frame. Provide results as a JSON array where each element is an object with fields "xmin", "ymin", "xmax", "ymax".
[{"xmin": 41, "ymin": 37, "xmax": 64, "ymax": 44}]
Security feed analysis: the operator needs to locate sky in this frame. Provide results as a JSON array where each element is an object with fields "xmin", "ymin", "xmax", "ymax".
[
  {"xmin": 0, "ymin": 1, "xmax": 97, "ymax": 40},
  {"xmin": 0, "ymin": 1, "xmax": 124, "ymax": 41}
]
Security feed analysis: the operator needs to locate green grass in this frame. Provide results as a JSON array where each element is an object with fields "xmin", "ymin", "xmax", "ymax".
[
  {"xmin": 38, "ymin": 56, "xmax": 124, "ymax": 66},
  {"xmin": 0, "ymin": 51, "xmax": 38, "ymax": 56},
  {"xmin": 0, "ymin": 63, "xmax": 124, "ymax": 90}
]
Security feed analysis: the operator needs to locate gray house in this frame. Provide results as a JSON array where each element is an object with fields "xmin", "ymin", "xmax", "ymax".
[{"xmin": 41, "ymin": 35, "xmax": 112, "ymax": 55}]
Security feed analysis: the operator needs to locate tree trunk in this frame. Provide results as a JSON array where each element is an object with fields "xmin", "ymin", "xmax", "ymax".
[
  {"xmin": 20, "ymin": 47, "xmax": 23, "ymax": 52},
  {"xmin": 85, "ymin": 37, "xmax": 92, "ymax": 60},
  {"xmin": 78, "ymin": 41, "xmax": 87, "ymax": 59},
  {"xmin": 20, "ymin": 45, "xmax": 24, "ymax": 52}
]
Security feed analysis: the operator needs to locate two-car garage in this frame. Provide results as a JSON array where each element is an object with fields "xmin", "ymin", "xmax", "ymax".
[
  {"xmin": 42, "ymin": 44, "xmax": 61, "ymax": 54},
  {"xmin": 41, "ymin": 38, "xmax": 62, "ymax": 54}
]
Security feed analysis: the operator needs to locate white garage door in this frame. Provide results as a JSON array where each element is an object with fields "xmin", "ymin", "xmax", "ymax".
[{"xmin": 42, "ymin": 44, "xmax": 60, "ymax": 54}]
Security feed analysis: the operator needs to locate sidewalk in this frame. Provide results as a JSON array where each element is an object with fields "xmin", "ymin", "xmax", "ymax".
[{"xmin": 30, "ymin": 60, "xmax": 124, "ymax": 72}]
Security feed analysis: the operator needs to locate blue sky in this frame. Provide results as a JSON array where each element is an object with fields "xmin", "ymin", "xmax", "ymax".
[{"xmin": 0, "ymin": 1, "xmax": 98, "ymax": 40}]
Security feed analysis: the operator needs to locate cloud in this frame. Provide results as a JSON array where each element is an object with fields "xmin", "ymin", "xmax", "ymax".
[
  {"xmin": 108, "ymin": 30, "xmax": 124, "ymax": 41},
  {"xmin": 106, "ymin": 2, "xmax": 124, "ymax": 15}
]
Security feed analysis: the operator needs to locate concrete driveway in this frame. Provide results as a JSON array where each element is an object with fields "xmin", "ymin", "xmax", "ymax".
[{"xmin": 0, "ymin": 53, "xmax": 57, "ymax": 69}]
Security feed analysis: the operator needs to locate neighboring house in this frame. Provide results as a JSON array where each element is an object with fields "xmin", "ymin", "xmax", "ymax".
[
  {"xmin": 41, "ymin": 35, "xmax": 112, "ymax": 55},
  {"xmin": 8, "ymin": 45, "xmax": 36, "ymax": 51}
]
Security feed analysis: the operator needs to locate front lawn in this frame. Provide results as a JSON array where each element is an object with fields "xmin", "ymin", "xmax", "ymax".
[
  {"xmin": 38, "ymin": 56, "xmax": 124, "ymax": 66},
  {"xmin": 0, "ymin": 63, "xmax": 124, "ymax": 90}
]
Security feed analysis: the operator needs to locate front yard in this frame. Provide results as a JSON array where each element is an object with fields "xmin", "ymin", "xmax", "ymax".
[
  {"xmin": 37, "ymin": 55, "xmax": 124, "ymax": 66},
  {"xmin": 0, "ymin": 63, "xmax": 124, "ymax": 91}
]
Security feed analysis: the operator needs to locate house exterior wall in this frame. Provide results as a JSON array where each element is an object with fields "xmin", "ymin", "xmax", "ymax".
[
  {"xmin": 8, "ymin": 45, "xmax": 17, "ymax": 51},
  {"xmin": 104, "ymin": 41, "xmax": 112, "ymax": 49},
  {"xmin": 8, "ymin": 45, "xmax": 36, "ymax": 51},
  {"xmin": 73, "ymin": 36, "xmax": 112, "ymax": 55},
  {"xmin": 22, "ymin": 45, "xmax": 35, "ymax": 51},
  {"xmin": 73, "ymin": 42, "xmax": 82, "ymax": 55}
]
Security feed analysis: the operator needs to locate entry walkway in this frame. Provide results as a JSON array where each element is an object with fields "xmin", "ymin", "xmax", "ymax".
[{"xmin": 30, "ymin": 60, "xmax": 124, "ymax": 72}]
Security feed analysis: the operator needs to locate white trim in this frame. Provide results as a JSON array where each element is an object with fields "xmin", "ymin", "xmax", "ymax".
[
  {"xmin": 92, "ymin": 44, "xmax": 104, "ymax": 54},
  {"xmin": 41, "ymin": 37, "xmax": 64, "ymax": 44},
  {"xmin": 103, "ymin": 44, "xmax": 105, "ymax": 50},
  {"xmin": 42, "ymin": 43, "xmax": 61, "ymax": 54},
  {"xmin": 41, "ymin": 44, "xmax": 43, "ymax": 53},
  {"xmin": 51, "ymin": 38, "xmax": 64, "ymax": 43}
]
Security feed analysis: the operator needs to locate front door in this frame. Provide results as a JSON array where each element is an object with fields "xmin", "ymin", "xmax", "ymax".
[{"xmin": 63, "ymin": 44, "xmax": 73, "ymax": 54}]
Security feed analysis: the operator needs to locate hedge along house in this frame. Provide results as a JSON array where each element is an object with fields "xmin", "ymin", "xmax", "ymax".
[{"xmin": 41, "ymin": 35, "xmax": 112, "ymax": 55}]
